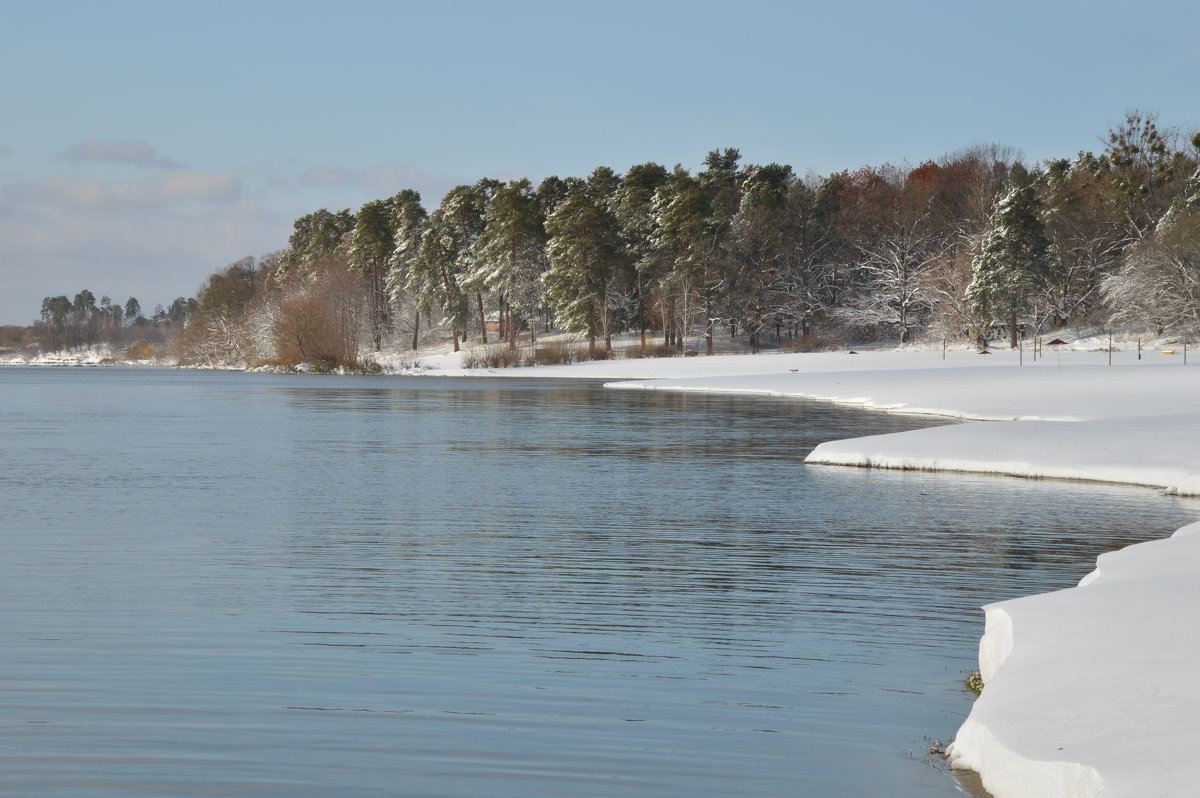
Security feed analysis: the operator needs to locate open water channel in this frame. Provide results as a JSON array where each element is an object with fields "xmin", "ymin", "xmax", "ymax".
[{"xmin": 2, "ymin": 366, "xmax": 1196, "ymax": 797}]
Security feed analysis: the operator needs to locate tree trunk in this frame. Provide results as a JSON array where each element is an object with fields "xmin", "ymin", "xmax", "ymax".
[
  {"xmin": 1009, "ymin": 308, "xmax": 1018, "ymax": 349},
  {"xmin": 372, "ymin": 266, "xmax": 386, "ymax": 352},
  {"xmin": 637, "ymin": 272, "xmax": 646, "ymax": 349},
  {"xmin": 411, "ymin": 312, "xmax": 420, "ymax": 351},
  {"xmin": 477, "ymin": 292, "xmax": 487, "ymax": 344},
  {"xmin": 704, "ymin": 295, "xmax": 714, "ymax": 355}
]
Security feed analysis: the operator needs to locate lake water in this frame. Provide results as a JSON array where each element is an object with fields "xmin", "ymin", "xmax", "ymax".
[{"xmin": 2, "ymin": 367, "xmax": 1196, "ymax": 798}]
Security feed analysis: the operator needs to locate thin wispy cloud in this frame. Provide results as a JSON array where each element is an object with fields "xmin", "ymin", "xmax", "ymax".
[
  {"xmin": 60, "ymin": 138, "xmax": 183, "ymax": 169},
  {"xmin": 4, "ymin": 172, "xmax": 243, "ymax": 210}
]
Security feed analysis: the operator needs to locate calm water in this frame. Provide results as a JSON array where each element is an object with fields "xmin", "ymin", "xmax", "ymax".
[{"xmin": 1, "ymin": 367, "xmax": 1195, "ymax": 798}]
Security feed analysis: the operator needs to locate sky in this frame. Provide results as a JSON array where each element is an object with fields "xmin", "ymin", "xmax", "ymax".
[{"xmin": 1, "ymin": 0, "xmax": 1197, "ymax": 325}]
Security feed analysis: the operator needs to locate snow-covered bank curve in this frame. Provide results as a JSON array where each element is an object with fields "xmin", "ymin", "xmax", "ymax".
[
  {"xmin": 605, "ymin": 361, "xmax": 1200, "ymax": 797},
  {"xmin": 804, "ymin": 416, "xmax": 1200, "ymax": 497},
  {"xmin": 946, "ymin": 522, "xmax": 1200, "ymax": 797}
]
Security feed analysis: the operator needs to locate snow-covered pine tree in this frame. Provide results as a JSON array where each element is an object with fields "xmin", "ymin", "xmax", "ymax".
[
  {"xmin": 440, "ymin": 181, "xmax": 498, "ymax": 344},
  {"xmin": 543, "ymin": 190, "xmax": 625, "ymax": 353},
  {"xmin": 967, "ymin": 183, "xmax": 1052, "ymax": 348},
  {"xmin": 468, "ymin": 178, "xmax": 547, "ymax": 348},
  {"xmin": 349, "ymin": 197, "xmax": 399, "ymax": 351},
  {"xmin": 614, "ymin": 163, "xmax": 669, "ymax": 347},
  {"xmin": 384, "ymin": 191, "xmax": 429, "ymax": 350}
]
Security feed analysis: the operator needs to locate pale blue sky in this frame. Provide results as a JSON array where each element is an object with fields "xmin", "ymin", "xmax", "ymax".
[{"xmin": 1, "ymin": 0, "xmax": 1196, "ymax": 324}]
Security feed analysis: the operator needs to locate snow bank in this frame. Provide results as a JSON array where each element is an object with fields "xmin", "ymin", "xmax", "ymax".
[
  {"xmin": 807, "ymin": 416, "xmax": 1200, "ymax": 496},
  {"xmin": 947, "ymin": 523, "xmax": 1200, "ymax": 797},
  {"xmin": 606, "ymin": 357, "xmax": 1200, "ymax": 495},
  {"xmin": 598, "ymin": 349, "xmax": 1200, "ymax": 797}
]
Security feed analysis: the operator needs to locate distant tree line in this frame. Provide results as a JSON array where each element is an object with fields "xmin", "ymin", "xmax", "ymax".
[
  {"xmin": 31, "ymin": 290, "xmax": 192, "ymax": 358},
  {"xmin": 28, "ymin": 111, "xmax": 1200, "ymax": 367}
]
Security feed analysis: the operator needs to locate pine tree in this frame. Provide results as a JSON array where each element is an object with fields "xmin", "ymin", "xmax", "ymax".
[
  {"xmin": 349, "ymin": 197, "xmax": 400, "ymax": 350},
  {"xmin": 470, "ymin": 178, "xmax": 547, "ymax": 348},
  {"xmin": 614, "ymin": 162, "xmax": 669, "ymax": 346},
  {"xmin": 279, "ymin": 208, "xmax": 355, "ymax": 276},
  {"xmin": 383, "ymin": 191, "xmax": 428, "ymax": 350},
  {"xmin": 419, "ymin": 211, "xmax": 471, "ymax": 352},
  {"xmin": 544, "ymin": 190, "xmax": 625, "ymax": 353},
  {"xmin": 967, "ymin": 183, "xmax": 1052, "ymax": 347},
  {"xmin": 728, "ymin": 163, "xmax": 793, "ymax": 352},
  {"xmin": 441, "ymin": 181, "xmax": 499, "ymax": 343}
]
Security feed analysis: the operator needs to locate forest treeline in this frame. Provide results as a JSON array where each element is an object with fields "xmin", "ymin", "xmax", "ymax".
[
  {"xmin": 13, "ymin": 292, "xmax": 190, "ymax": 360},
  {"xmin": 27, "ymin": 112, "xmax": 1200, "ymax": 367}
]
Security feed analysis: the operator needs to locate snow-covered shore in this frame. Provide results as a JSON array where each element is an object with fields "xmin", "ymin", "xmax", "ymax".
[{"xmin": 503, "ymin": 343, "xmax": 1197, "ymax": 798}]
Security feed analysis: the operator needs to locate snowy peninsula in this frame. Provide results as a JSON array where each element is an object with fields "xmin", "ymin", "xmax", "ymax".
[{"xmin": 461, "ymin": 341, "xmax": 1199, "ymax": 798}]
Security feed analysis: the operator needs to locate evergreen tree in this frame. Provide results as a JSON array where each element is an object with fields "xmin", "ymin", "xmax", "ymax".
[
  {"xmin": 279, "ymin": 208, "xmax": 355, "ymax": 276},
  {"xmin": 470, "ymin": 178, "xmax": 547, "ymax": 347},
  {"xmin": 728, "ymin": 163, "xmax": 794, "ymax": 351},
  {"xmin": 441, "ymin": 181, "xmax": 499, "ymax": 343},
  {"xmin": 349, "ymin": 197, "xmax": 401, "ymax": 350},
  {"xmin": 384, "ymin": 191, "xmax": 429, "ymax": 349},
  {"xmin": 534, "ymin": 176, "xmax": 571, "ymax": 217},
  {"xmin": 544, "ymin": 190, "xmax": 625, "ymax": 352},
  {"xmin": 652, "ymin": 152, "xmax": 744, "ymax": 353},
  {"xmin": 614, "ymin": 162, "xmax": 669, "ymax": 346},
  {"xmin": 420, "ymin": 210, "xmax": 471, "ymax": 351},
  {"xmin": 967, "ymin": 183, "xmax": 1053, "ymax": 347}
]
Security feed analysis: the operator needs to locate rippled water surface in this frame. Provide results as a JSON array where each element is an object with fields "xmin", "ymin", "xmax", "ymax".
[{"xmin": 2, "ymin": 367, "xmax": 1196, "ymax": 797}]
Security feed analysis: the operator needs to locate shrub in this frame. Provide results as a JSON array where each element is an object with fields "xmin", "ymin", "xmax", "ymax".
[
  {"xmin": 463, "ymin": 344, "xmax": 524, "ymax": 369},
  {"xmin": 780, "ymin": 336, "xmax": 838, "ymax": 353},
  {"xmin": 124, "ymin": 342, "xmax": 157, "ymax": 360},
  {"xmin": 526, "ymin": 342, "xmax": 583, "ymax": 366},
  {"xmin": 625, "ymin": 343, "xmax": 681, "ymax": 359}
]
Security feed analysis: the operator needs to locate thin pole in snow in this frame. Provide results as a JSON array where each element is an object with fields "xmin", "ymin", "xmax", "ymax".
[{"xmin": 1108, "ymin": 333, "xmax": 1112, "ymax": 366}]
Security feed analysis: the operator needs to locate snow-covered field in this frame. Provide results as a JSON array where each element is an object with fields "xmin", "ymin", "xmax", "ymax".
[{"xmin": 452, "ymin": 341, "xmax": 1199, "ymax": 798}]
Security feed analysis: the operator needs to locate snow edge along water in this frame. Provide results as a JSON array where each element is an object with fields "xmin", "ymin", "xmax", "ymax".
[{"xmin": 604, "ymin": 358, "xmax": 1200, "ymax": 798}]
